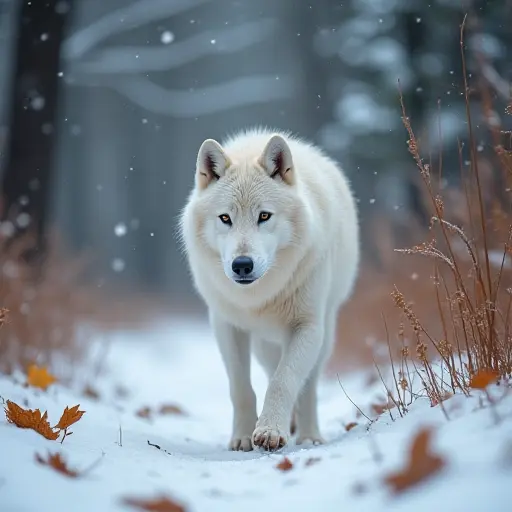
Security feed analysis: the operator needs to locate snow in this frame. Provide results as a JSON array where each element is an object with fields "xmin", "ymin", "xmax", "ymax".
[
  {"xmin": 160, "ymin": 31, "xmax": 175, "ymax": 45},
  {"xmin": 114, "ymin": 223, "xmax": 128, "ymax": 237},
  {"xmin": 1, "ymin": 319, "xmax": 511, "ymax": 511}
]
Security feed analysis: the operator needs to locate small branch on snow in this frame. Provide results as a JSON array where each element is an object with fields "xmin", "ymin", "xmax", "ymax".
[
  {"xmin": 117, "ymin": 424, "xmax": 123, "ymax": 447},
  {"xmin": 147, "ymin": 439, "xmax": 172, "ymax": 456},
  {"xmin": 81, "ymin": 451, "xmax": 106, "ymax": 477}
]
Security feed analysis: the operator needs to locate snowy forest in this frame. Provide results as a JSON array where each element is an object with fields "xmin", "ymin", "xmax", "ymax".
[{"xmin": 0, "ymin": 1, "xmax": 511, "ymax": 511}]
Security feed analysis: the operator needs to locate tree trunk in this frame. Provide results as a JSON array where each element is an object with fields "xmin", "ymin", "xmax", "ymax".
[{"xmin": 1, "ymin": 0, "xmax": 72, "ymax": 262}]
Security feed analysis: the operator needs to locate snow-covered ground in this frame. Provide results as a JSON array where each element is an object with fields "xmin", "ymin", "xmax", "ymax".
[{"xmin": 1, "ymin": 319, "xmax": 511, "ymax": 511}]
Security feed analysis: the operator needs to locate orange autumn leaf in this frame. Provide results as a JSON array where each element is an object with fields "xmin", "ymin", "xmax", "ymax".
[
  {"xmin": 26, "ymin": 364, "xmax": 57, "ymax": 391},
  {"xmin": 469, "ymin": 370, "xmax": 499, "ymax": 390},
  {"xmin": 122, "ymin": 495, "xmax": 186, "ymax": 512},
  {"xmin": 275, "ymin": 457, "xmax": 294, "ymax": 472},
  {"xmin": 54, "ymin": 404, "xmax": 86, "ymax": 430},
  {"xmin": 35, "ymin": 452, "xmax": 79, "ymax": 478},
  {"xmin": 4, "ymin": 400, "xmax": 59, "ymax": 440},
  {"xmin": 136, "ymin": 406, "xmax": 152, "ymax": 420},
  {"xmin": 345, "ymin": 422, "xmax": 358, "ymax": 432},
  {"xmin": 158, "ymin": 404, "xmax": 186, "ymax": 416},
  {"xmin": 384, "ymin": 427, "xmax": 445, "ymax": 494}
]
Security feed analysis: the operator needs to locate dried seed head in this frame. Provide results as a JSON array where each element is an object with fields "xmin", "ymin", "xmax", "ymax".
[
  {"xmin": 416, "ymin": 342, "xmax": 428, "ymax": 361},
  {"xmin": 438, "ymin": 339, "xmax": 453, "ymax": 358}
]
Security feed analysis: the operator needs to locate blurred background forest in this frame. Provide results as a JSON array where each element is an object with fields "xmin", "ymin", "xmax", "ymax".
[{"xmin": 0, "ymin": 0, "xmax": 510, "ymax": 373}]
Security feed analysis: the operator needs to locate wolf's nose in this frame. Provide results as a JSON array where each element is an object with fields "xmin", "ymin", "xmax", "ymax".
[{"xmin": 232, "ymin": 256, "xmax": 254, "ymax": 277}]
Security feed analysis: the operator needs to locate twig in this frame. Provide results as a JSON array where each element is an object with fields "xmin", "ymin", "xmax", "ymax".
[
  {"xmin": 80, "ymin": 452, "xmax": 106, "ymax": 478},
  {"xmin": 336, "ymin": 373, "xmax": 372, "ymax": 422},
  {"xmin": 147, "ymin": 439, "xmax": 172, "ymax": 456}
]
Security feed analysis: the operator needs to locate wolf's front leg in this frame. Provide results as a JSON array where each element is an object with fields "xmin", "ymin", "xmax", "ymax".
[
  {"xmin": 252, "ymin": 323, "xmax": 322, "ymax": 451},
  {"xmin": 211, "ymin": 314, "xmax": 257, "ymax": 451}
]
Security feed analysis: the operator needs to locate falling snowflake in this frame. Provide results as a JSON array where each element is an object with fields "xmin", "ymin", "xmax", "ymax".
[
  {"xmin": 160, "ymin": 31, "xmax": 175, "ymax": 44},
  {"xmin": 30, "ymin": 96, "xmax": 45, "ymax": 111},
  {"xmin": 114, "ymin": 223, "xmax": 127, "ymax": 237},
  {"xmin": 111, "ymin": 258, "xmax": 126, "ymax": 273}
]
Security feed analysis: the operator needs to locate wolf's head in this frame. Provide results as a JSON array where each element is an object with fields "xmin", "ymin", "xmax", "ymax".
[{"xmin": 187, "ymin": 133, "xmax": 308, "ymax": 287}]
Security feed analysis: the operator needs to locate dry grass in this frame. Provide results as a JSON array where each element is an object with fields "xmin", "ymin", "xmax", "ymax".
[
  {"xmin": 0, "ymin": 222, "xmax": 162, "ymax": 378},
  {"xmin": 330, "ymin": 17, "xmax": 512, "ymax": 412}
]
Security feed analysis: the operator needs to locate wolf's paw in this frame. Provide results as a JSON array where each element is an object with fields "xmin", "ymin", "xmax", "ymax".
[
  {"xmin": 229, "ymin": 435, "xmax": 253, "ymax": 452},
  {"xmin": 296, "ymin": 434, "xmax": 326, "ymax": 446},
  {"xmin": 252, "ymin": 425, "xmax": 288, "ymax": 451}
]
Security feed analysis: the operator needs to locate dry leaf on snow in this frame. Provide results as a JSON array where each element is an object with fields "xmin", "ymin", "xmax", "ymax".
[
  {"xmin": 83, "ymin": 385, "xmax": 100, "ymax": 400},
  {"xmin": 122, "ymin": 495, "xmax": 186, "ymax": 512},
  {"xmin": 4, "ymin": 400, "xmax": 59, "ymax": 440},
  {"xmin": 345, "ymin": 422, "xmax": 358, "ymax": 432},
  {"xmin": 469, "ymin": 370, "xmax": 499, "ymax": 390},
  {"xmin": 158, "ymin": 404, "xmax": 186, "ymax": 416},
  {"xmin": 371, "ymin": 401, "xmax": 396, "ymax": 416},
  {"xmin": 54, "ymin": 404, "xmax": 85, "ymax": 430},
  {"xmin": 35, "ymin": 452, "xmax": 79, "ymax": 478},
  {"xmin": 275, "ymin": 457, "xmax": 294, "ymax": 472},
  {"xmin": 26, "ymin": 364, "xmax": 57, "ymax": 391},
  {"xmin": 4, "ymin": 400, "xmax": 85, "ymax": 442},
  {"xmin": 136, "ymin": 406, "xmax": 152, "ymax": 420},
  {"xmin": 384, "ymin": 427, "xmax": 446, "ymax": 494}
]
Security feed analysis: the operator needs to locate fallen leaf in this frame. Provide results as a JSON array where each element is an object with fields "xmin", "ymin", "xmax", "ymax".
[
  {"xmin": 469, "ymin": 370, "xmax": 499, "ymax": 390},
  {"xmin": 4, "ymin": 400, "xmax": 59, "ymax": 440},
  {"xmin": 122, "ymin": 495, "xmax": 186, "ymax": 512},
  {"xmin": 83, "ymin": 385, "xmax": 100, "ymax": 400},
  {"xmin": 345, "ymin": 422, "xmax": 358, "ymax": 431},
  {"xmin": 305, "ymin": 457, "xmax": 321, "ymax": 467},
  {"xmin": 384, "ymin": 427, "xmax": 445, "ymax": 494},
  {"xmin": 275, "ymin": 457, "xmax": 294, "ymax": 472},
  {"xmin": 371, "ymin": 401, "xmax": 396, "ymax": 416},
  {"xmin": 26, "ymin": 364, "xmax": 57, "ymax": 391},
  {"xmin": 54, "ymin": 404, "xmax": 86, "ymax": 430},
  {"xmin": 35, "ymin": 452, "xmax": 79, "ymax": 478},
  {"xmin": 158, "ymin": 404, "xmax": 186, "ymax": 416},
  {"xmin": 136, "ymin": 406, "xmax": 152, "ymax": 420}
]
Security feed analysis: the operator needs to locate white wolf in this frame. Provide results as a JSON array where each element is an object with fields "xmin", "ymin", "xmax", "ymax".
[{"xmin": 180, "ymin": 128, "xmax": 359, "ymax": 451}]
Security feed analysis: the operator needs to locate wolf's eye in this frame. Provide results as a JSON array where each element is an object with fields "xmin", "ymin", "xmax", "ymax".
[
  {"xmin": 219, "ymin": 214, "xmax": 232, "ymax": 225},
  {"xmin": 258, "ymin": 212, "xmax": 272, "ymax": 223}
]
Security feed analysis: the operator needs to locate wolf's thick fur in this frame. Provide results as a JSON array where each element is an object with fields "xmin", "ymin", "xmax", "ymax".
[{"xmin": 180, "ymin": 128, "xmax": 359, "ymax": 451}]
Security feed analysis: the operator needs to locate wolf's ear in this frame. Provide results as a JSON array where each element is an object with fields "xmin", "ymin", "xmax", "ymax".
[
  {"xmin": 196, "ymin": 139, "xmax": 231, "ymax": 190},
  {"xmin": 258, "ymin": 135, "xmax": 295, "ymax": 185}
]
